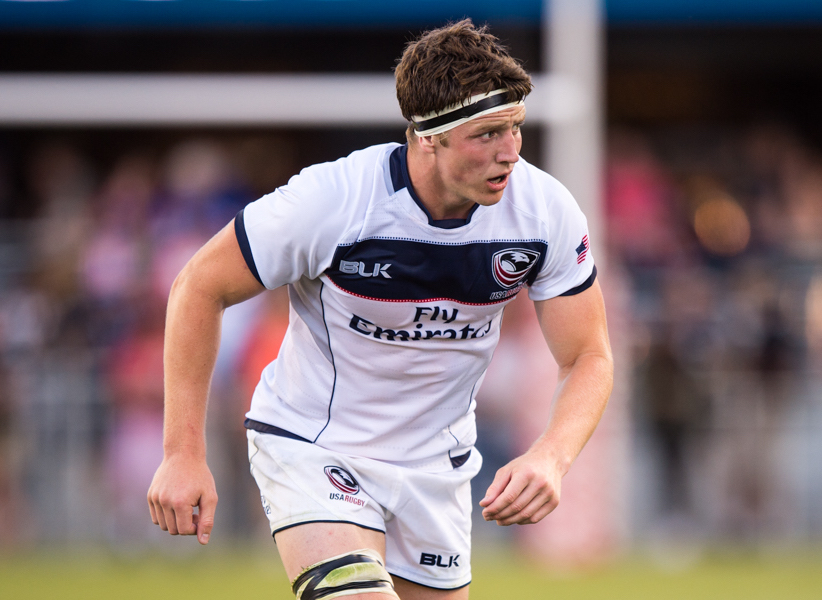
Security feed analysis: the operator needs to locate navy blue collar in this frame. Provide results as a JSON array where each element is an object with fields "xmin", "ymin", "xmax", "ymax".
[{"xmin": 389, "ymin": 145, "xmax": 478, "ymax": 230}]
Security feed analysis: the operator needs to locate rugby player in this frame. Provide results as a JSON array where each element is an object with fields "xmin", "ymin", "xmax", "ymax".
[{"xmin": 148, "ymin": 19, "xmax": 613, "ymax": 600}]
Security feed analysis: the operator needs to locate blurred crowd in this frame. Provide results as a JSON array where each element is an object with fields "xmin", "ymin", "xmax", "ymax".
[
  {"xmin": 0, "ymin": 125, "xmax": 821, "ymax": 554},
  {"xmin": 608, "ymin": 124, "xmax": 822, "ymax": 544},
  {"xmin": 0, "ymin": 136, "xmax": 294, "ymax": 549}
]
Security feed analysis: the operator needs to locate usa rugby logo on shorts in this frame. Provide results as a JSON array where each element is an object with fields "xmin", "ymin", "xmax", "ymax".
[
  {"xmin": 324, "ymin": 466, "xmax": 360, "ymax": 495},
  {"xmin": 492, "ymin": 249, "xmax": 540, "ymax": 289}
]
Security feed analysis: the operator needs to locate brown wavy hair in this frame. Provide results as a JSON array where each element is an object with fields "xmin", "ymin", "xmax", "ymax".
[{"xmin": 395, "ymin": 19, "xmax": 533, "ymax": 124}]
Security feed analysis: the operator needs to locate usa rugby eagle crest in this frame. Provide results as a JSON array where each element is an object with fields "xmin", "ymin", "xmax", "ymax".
[
  {"xmin": 324, "ymin": 465, "xmax": 360, "ymax": 495},
  {"xmin": 492, "ymin": 249, "xmax": 540, "ymax": 289}
]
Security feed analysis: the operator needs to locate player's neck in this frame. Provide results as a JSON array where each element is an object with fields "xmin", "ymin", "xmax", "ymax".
[{"xmin": 406, "ymin": 146, "xmax": 475, "ymax": 221}]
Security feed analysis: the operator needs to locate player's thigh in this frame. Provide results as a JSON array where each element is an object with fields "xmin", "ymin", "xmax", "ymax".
[
  {"xmin": 275, "ymin": 521, "xmax": 387, "ymax": 582},
  {"xmin": 393, "ymin": 578, "xmax": 469, "ymax": 600}
]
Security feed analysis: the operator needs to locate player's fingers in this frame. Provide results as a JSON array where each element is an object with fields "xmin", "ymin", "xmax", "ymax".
[
  {"xmin": 525, "ymin": 498, "xmax": 559, "ymax": 524},
  {"xmin": 481, "ymin": 472, "xmax": 530, "ymax": 520},
  {"xmin": 150, "ymin": 494, "xmax": 169, "ymax": 531},
  {"xmin": 155, "ymin": 505, "xmax": 169, "ymax": 531},
  {"xmin": 479, "ymin": 468, "xmax": 512, "ymax": 508},
  {"xmin": 148, "ymin": 493, "xmax": 159, "ymax": 525},
  {"xmin": 498, "ymin": 487, "xmax": 557, "ymax": 526},
  {"xmin": 196, "ymin": 490, "xmax": 218, "ymax": 545},
  {"xmin": 162, "ymin": 503, "xmax": 180, "ymax": 535},
  {"xmin": 489, "ymin": 480, "xmax": 546, "ymax": 523},
  {"xmin": 173, "ymin": 500, "xmax": 197, "ymax": 536}
]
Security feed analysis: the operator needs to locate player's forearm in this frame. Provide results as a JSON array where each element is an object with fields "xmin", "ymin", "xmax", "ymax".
[
  {"xmin": 529, "ymin": 350, "xmax": 613, "ymax": 475},
  {"xmin": 162, "ymin": 266, "xmax": 226, "ymax": 459}
]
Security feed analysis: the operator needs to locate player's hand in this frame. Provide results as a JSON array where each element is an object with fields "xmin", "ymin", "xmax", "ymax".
[
  {"xmin": 478, "ymin": 450, "xmax": 561, "ymax": 526},
  {"xmin": 147, "ymin": 453, "xmax": 218, "ymax": 545}
]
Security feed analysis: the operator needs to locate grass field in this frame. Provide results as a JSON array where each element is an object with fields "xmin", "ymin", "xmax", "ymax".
[{"xmin": 2, "ymin": 548, "xmax": 821, "ymax": 600}]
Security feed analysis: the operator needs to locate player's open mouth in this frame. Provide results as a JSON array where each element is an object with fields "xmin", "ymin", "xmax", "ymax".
[{"xmin": 487, "ymin": 173, "xmax": 509, "ymax": 189}]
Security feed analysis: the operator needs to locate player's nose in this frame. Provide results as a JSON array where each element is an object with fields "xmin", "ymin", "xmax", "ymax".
[{"xmin": 496, "ymin": 130, "xmax": 520, "ymax": 164}]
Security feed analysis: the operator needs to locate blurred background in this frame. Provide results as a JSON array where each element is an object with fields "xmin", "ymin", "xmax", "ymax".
[{"xmin": 1, "ymin": 1, "xmax": 822, "ymax": 597}]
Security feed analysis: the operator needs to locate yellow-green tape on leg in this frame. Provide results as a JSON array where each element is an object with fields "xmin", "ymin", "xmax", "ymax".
[{"xmin": 291, "ymin": 548, "xmax": 398, "ymax": 600}]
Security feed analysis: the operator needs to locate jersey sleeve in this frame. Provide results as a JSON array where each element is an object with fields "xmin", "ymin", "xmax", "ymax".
[
  {"xmin": 234, "ymin": 164, "xmax": 355, "ymax": 289},
  {"xmin": 527, "ymin": 179, "xmax": 596, "ymax": 302}
]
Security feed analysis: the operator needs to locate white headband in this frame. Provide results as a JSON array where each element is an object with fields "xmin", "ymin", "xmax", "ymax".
[{"xmin": 411, "ymin": 89, "xmax": 523, "ymax": 137}]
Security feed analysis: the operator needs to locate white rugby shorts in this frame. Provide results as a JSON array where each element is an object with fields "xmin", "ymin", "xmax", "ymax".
[{"xmin": 247, "ymin": 429, "xmax": 482, "ymax": 590}]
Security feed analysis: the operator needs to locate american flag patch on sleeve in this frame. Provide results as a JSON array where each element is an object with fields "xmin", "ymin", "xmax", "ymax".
[{"xmin": 575, "ymin": 235, "xmax": 589, "ymax": 264}]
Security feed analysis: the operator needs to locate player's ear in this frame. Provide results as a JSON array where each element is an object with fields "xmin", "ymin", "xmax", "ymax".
[{"xmin": 416, "ymin": 134, "xmax": 438, "ymax": 155}]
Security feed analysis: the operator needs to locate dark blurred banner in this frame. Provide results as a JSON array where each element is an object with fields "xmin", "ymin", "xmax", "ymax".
[{"xmin": 1, "ymin": 0, "xmax": 822, "ymax": 30}]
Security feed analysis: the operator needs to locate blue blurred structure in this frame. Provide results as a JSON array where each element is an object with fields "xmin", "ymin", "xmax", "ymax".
[{"xmin": 1, "ymin": 0, "xmax": 822, "ymax": 30}]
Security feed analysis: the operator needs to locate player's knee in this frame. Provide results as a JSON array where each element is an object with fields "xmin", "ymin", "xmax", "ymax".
[{"xmin": 291, "ymin": 548, "xmax": 399, "ymax": 600}]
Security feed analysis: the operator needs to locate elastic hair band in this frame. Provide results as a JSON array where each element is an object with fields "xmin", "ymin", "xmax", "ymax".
[{"xmin": 411, "ymin": 89, "xmax": 523, "ymax": 137}]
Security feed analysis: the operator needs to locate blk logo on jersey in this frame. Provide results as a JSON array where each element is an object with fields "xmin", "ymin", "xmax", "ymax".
[
  {"xmin": 339, "ymin": 260, "xmax": 391, "ymax": 278},
  {"xmin": 492, "ymin": 249, "xmax": 540, "ymax": 289},
  {"xmin": 324, "ymin": 465, "xmax": 359, "ymax": 495}
]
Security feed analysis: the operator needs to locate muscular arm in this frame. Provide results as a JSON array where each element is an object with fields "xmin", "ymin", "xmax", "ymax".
[
  {"xmin": 479, "ymin": 279, "xmax": 613, "ymax": 525},
  {"xmin": 147, "ymin": 221, "xmax": 265, "ymax": 544}
]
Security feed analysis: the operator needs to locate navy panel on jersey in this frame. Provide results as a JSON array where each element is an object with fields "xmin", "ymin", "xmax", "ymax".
[{"xmin": 326, "ymin": 238, "xmax": 548, "ymax": 304}]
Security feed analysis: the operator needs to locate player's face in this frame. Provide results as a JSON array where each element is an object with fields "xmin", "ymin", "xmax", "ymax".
[{"xmin": 434, "ymin": 104, "xmax": 525, "ymax": 211}]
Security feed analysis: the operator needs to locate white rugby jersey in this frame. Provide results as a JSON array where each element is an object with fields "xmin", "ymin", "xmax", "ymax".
[{"xmin": 236, "ymin": 143, "xmax": 595, "ymax": 469}]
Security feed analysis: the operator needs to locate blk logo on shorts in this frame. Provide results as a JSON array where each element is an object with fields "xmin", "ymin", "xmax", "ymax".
[
  {"xmin": 492, "ymin": 249, "xmax": 540, "ymax": 289},
  {"xmin": 324, "ymin": 465, "xmax": 360, "ymax": 495},
  {"xmin": 420, "ymin": 553, "xmax": 460, "ymax": 568}
]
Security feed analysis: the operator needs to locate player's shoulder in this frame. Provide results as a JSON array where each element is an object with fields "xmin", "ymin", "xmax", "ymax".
[
  {"xmin": 246, "ymin": 143, "xmax": 398, "ymax": 237},
  {"xmin": 291, "ymin": 142, "xmax": 398, "ymax": 195},
  {"xmin": 502, "ymin": 156, "xmax": 587, "ymax": 239},
  {"xmin": 509, "ymin": 156, "xmax": 578, "ymax": 212}
]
